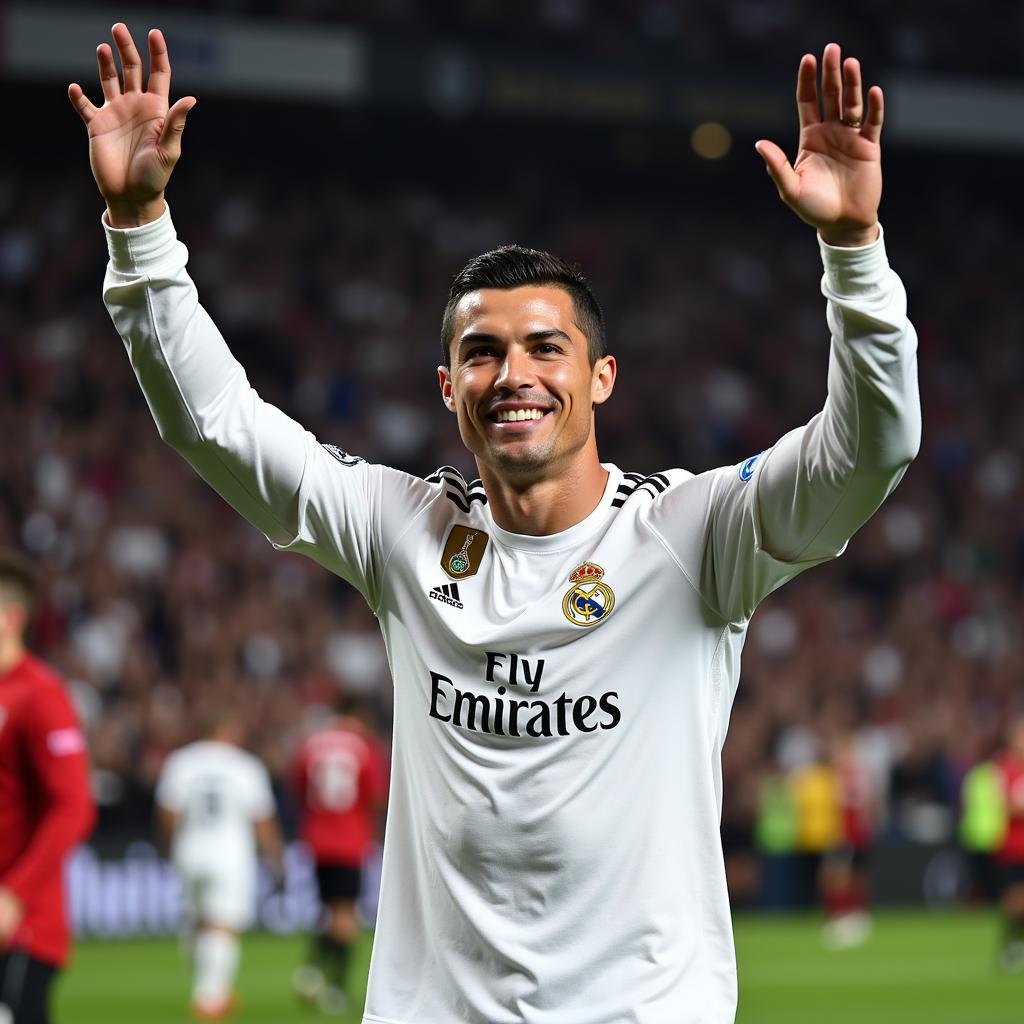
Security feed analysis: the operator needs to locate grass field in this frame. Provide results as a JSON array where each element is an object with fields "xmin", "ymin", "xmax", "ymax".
[{"xmin": 54, "ymin": 910, "xmax": 1023, "ymax": 1023}]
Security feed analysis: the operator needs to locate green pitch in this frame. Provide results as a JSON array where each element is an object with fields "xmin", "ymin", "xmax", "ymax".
[{"xmin": 54, "ymin": 911, "xmax": 1022, "ymax": 1023}]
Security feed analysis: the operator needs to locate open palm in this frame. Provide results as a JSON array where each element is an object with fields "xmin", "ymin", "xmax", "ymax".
[
  {"xmin": 756, "ymin": 44, "xmax": 883, "ymax": 246},
  {"xmin": 69, "ymin": 24, "xmax": 195, "ymax": 219}
]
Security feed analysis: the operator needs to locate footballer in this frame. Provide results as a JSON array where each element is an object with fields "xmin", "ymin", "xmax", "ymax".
[{"xmin": 70, "ymin": 25, "xmax": 919, "ymax": 1023}]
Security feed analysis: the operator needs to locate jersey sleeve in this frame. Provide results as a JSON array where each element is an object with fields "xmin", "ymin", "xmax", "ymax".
[
  {"xmin": 0, "ymin": 683, "xmax": 96, "ymax": 903},
  {"xmin": 102, "ymin": 206, "xmax": 439, "ymax": 608},
  {"xmin": 646, "ymin": 227, "xmax": 920, "ymax": 623},
  {"xmin": 154, "ymin": 752, "xmax": 185, "ymax": 813}
]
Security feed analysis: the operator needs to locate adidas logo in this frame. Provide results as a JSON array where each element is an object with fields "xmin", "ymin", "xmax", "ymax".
[{"xmin": 429, "ymin": 583, "xmax": 464, "ymax": 609}]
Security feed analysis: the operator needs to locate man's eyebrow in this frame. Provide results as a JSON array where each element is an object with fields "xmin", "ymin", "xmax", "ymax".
[
  {"xmin": 457, "ymin": 329, "xmax": 572, "ymax": 347},
  {"xmin": 458, "ymin": 332, "xmax": 501, "ymax": 348},
  {"xmin": 525, "ymin": 329, "xmax": 572, "ymax": 343}
]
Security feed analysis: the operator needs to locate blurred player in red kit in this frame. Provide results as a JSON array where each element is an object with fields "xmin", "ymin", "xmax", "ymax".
[
  {"xmin": 995, "ymin": 717, "xmax": 1024, "ymax": 972},
  {"xmin": 291, "ymin": 695, "xmax": 388, "ymax": 1013},
  {"xmin": 820, "ymin": 730, "xmax": 876, "ymax": 949},
  {"xmin": 0, "ymin": 551, "xmax": 96, "ymax": 1024}
]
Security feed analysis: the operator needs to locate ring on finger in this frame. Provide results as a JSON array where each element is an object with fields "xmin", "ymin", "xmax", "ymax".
[{"xmin": 842, "ymin": 116, "xmax": 863, "ymax": 128}]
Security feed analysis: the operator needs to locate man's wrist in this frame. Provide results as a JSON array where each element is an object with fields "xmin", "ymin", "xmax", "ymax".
[
  {"xmin": 819, "ymin": 223, "xmax": 889, "ymax": 297},
  {"xmin": 103, "ymin": 201, "xmax": 179, "ymax": 274},
  {"xmin": 105, "ymin": 196, "xmax": 167, "ymax": 229},
  {"xmin": 818, "ymin": 222, "xmax": 880, "ymax": 249}
]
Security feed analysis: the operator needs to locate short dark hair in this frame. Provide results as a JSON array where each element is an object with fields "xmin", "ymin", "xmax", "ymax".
[
  {"xmin": 335, "ymin": 690, "xmax": 372, "ymax": 720},
  {"xmin": 0, "ymin": 548, "xmax": 39, "ymax": 618},
  {"xmin": 440, "ymin": 245, "xmax": 606, "ymax": 367},
  {"xmin": 200, "ymin": 701, "xmax": 246, "ymax": 742}
]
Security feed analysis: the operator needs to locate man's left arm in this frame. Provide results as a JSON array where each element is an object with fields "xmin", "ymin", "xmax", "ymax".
[
  {"xmin": 750, "ymin": 43, "xmax": 920, "ymax": 564},
  {"xmin": 0, "ymin": 683, "xmax": 96, "ymax": 912},
  {"xmin": 752, "ymin": 226, "xmax": 919, "ymax": 566},
  {"xmin": 659, "ymin": 45, "xmax": 920, "ymax": 624}
]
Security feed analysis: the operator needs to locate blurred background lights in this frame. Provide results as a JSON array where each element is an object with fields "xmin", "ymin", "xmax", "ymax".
[{"xmin": 691, "ymin": 121, "xmax": 732, "ymax": 159}]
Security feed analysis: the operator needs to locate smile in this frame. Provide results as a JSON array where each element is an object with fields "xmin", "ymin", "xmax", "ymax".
[{"xmin": 492, "ymin": 409, "xmax": 546, "ymax": 423}]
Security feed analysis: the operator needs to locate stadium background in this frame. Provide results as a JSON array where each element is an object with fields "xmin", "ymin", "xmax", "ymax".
[{"xmin": 2, "ymin": 1, "xmax": 1023, "ymax": 1020}]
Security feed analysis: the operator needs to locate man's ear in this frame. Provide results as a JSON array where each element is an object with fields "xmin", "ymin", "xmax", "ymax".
[
  {"xmin": 438, "ymin": 366, "xmax": 457, "ymax": 412},
  {"xmin": 591, "ymin": 355, "xmax": 617, "ymax": 406}
]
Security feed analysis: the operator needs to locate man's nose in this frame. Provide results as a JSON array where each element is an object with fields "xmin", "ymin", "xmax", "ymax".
[{"xmin": 495, "ymin": 346, "xmax": 534, "ymax": 391}]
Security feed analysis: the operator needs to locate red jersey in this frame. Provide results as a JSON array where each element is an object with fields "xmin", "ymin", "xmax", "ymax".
[
  {"xmin": 292, "ymin": 719, "xmax": 388, "ymax": 867},
  {"xmin": 0, "ymin": 653, "xmax": 96, "ymax": 966},
  {"xmin": 838, "ymin": 756, "xmax": 873, "ymax": 851},
  {"xmin": 996, "ymin": 751, "xmax": 1024, "ymax": 865}
]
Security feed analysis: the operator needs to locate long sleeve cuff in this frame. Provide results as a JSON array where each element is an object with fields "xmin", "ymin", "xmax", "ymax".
[
  {"xmin": 103, "ymin": 202, "xmax": 181, "ymax": 274},
  {"xmin": 818, "ymin": 224, "xmax": 890, "ymax": 299}
]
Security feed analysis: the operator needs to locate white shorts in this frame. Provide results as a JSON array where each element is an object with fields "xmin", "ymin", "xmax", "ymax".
[{"xmin": 174, "ymin": 847, "xmax": 257, "ymax": 931}]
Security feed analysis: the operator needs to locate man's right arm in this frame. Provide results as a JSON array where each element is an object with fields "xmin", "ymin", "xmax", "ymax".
[
  {"xmin": 74, "ymin": 24, "xmax": 316, "ymax": 549},
  {"xmin": 103, "ymin": 199, "xmax": 398, "ymax": 602},
  {"xmin": 103, "ymin": 208, "xmax": 314, "ymax": 549},
  {"xmin": 74, "ymin": 25, "xmax": 408, "ymax": 602}
]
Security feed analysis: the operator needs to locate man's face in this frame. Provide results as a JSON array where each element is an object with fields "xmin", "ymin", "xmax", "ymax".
[
  {"xmin": 0, "ymin": 598, "xmax": 26, "ymax": 647},
  {"xmin": 438, "ymin": 286, "xmax": 616, "ymax": 481}
]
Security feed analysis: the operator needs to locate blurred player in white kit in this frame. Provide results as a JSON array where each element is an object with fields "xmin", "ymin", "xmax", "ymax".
[{"xmin": 155, "ymin": 708, "xmax": 283, "ymax": 1021}]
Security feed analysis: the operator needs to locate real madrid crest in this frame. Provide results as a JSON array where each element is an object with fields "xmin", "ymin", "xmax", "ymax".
[
  {"xmin": 441, "ymin": 525, "xmax": 489, "ymax": 580},
  {"xmin": 562, "ymin": 561, "xmax": 615, "ymax": 628}
]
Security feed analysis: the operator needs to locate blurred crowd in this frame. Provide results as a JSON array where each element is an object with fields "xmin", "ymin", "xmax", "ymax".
[
  {"xmin": 1, "ymin": 115, "xmax": 1022, "ymax": 875},
  {"xmin": 76, "ymin": 0, "xmax": 1023, "ymax": 75}
]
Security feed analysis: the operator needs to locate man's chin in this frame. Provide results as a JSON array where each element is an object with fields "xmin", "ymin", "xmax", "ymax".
[{"xmin": 486, "ymin": 442, "xmax": 554, "ymax": 475}]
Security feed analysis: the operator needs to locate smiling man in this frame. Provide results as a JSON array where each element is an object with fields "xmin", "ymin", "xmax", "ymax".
[
  {"xmin": 73, "ymin": 24, "xmax": 919, "ymax": 1024},
  {"xmin": 439, "ymin": 255, "xmax": 616, "ymax": 534}
]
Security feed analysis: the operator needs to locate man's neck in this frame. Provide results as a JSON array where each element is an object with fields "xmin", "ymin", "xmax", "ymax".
[
  {"xmin": 478, "ymin": 455, "xmax": 610, "ymax": 536},
  {"xmin": 0, "ymin": 638, "xmax": 26, "ymax": 678}
]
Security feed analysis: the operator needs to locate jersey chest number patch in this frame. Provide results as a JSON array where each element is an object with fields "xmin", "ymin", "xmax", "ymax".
[
  {"xmin": 442, "ymin": 525, "xmax": 488, "ymax": 580},
  {"xmin": 562, "ymin": 562, "xmax": 615, "ymax": 627}
]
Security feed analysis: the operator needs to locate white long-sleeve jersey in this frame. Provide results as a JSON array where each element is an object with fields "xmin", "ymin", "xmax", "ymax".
[{"xmin": 103, "ymin": 209, "xmax": 919, "ymax": 1024}]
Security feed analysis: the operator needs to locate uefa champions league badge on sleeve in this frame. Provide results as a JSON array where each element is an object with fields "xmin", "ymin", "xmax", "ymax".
[
  {"xmin": 562, "ymin": 562, "xmax": 616, "ymax": 628},
  {"xmin": 442, "ymin": 525, "xmax": 489, "ymax": 580},
  {"xmin": 738, "ymin": 451, "xmax": 765, "ymax": 483}
]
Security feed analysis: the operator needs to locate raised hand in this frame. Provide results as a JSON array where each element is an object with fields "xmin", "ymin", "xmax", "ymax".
[
  {"xmin": 68, "ymin": 24, "xmax": 195, "ymax": 227},
  {"xmin": 755, "ymin": 43, "xmax": 882, "ymax": 247}
]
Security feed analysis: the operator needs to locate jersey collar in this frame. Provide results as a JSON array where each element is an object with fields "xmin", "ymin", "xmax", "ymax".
[{"xmin": 484, "ymin": 464, "xmax": 622, "ymax": 553}]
